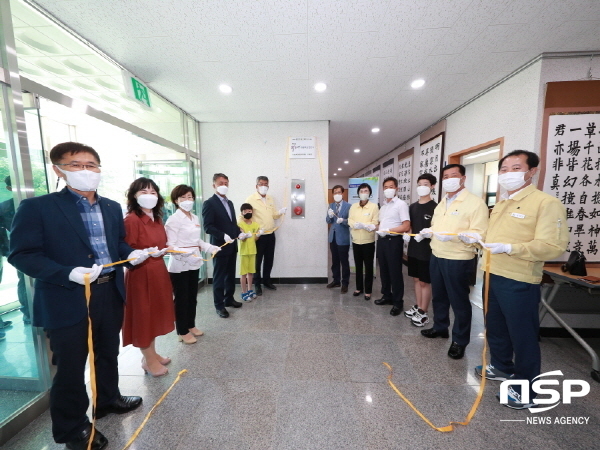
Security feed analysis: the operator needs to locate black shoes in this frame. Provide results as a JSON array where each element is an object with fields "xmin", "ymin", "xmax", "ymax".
[
  {"xmin": 216, "ymin": 308, "xmax": 229, "ymax": 318},
  {"xmin": 264, "ymin": 283, "xmax": 277, "ymax": 290},
  {"xmin": 374, "ymin": 298, "xmax": 393, "ymax": 305},
  {"xmin": 341, "ymin": 285, "xmax": 348, "ymax": 294},
  {"xmin": 327, "ymin": 281, "xmax": 341, "ymax": 288},
  {"xmin": 420, "ymin": 328, "xmax": 449, "ymax": 339},
  {"xmin": 448, "ymin": 342, "xmax": 466, "ymax": 359},
  {"xmin": 65, "ymin": 424, "xmax": 108, "ymax": 450},
  {"xmin": 0, "ymin": 320, "xmax": 12, "ymax": 329},
  {"xmin": 389, "ymin": 307, "xmax": 402, "ymax": 316},
  {"xmin": 95, "ymin": 395, "xmax": 142, "ymax": 419},
  {"xmin": 255, "ymin": 285, "xmax": 263, "ymax": 296},
  {"xmin": 226, "ymin": 300, "xmax": 242, "ymax": 308},
  {"xmin": 352, "ymin": 290, "xmax": 363, "ymax": 297}
]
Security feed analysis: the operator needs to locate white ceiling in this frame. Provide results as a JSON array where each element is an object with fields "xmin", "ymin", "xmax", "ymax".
[{"xmin": 29, "ymin": 0, "xmax": 600, "ymax": 176}]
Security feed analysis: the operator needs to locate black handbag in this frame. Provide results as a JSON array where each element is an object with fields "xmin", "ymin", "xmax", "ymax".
[{"xmin": 561, "ymin": 251, "xmax": 587, "ymax": 276}]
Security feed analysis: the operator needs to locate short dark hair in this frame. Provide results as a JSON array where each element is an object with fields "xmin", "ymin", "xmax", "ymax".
[
  {"xmin": 383, "ymin": 176, "xmax": 398, "ymax": 187},
  {"xmin": 498, "ymin": 150, "xmax": 540, "ymax": 170},
  {"xmin": 213, "ymin": 173, "xmax": 229, "ymax": 183},
  {"xmin": 417, "ymin": 173, "xmax": 437, "ymax": 185},
  {"xmin": 170, "ymin": 184, "xmax": 195, "ymax": 209},
  {"xmin": 49, "ymin": 142, "xmax": 101, "ymax": 165},
  {"xmin": 332, "ymin": 185, "xmax": 345, "ymax": 193},
  {"xmin": 4, "ymin": 176, "xmax": 10, "ymax": 187},
  {"xmin": 256, "ymin": 176, "xmax": 269, "ymax": 184},
  {"xmin": 441, "ymin": 164, "xmax": 465, "ymax": 176},
  {"xmin": 126, "ymin": 177, "xmax": 165, "ymax": 221},
  {"xmin": 356, "ymin": 183, "xmax": 372, "ymax": 196},
  {"xmin": 240, "ymin": 203, "xmax": 253, "ymax": 212}
]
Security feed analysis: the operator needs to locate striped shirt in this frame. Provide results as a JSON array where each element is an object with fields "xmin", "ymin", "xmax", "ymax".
[{"xmin": 68, "ymin": 189, "xmax": 114, "ymax": 274}]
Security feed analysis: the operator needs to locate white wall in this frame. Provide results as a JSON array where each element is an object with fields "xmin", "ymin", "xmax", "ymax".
[{"xmin": 200, "ymin": 121, "xmax": 329, "ymax": 279}]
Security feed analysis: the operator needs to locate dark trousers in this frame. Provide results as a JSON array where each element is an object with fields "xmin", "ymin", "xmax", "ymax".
[
  {"xmin": 170, "ymin": 269, "xmax": 200, "ymax": 335},
  {"xmin": 212, "ymin": 251, "xmax": 236, "ymax": 310},
  {"xmin": 255, "ymin": 232, "xmax": 276, "ymax": 286},
  {"xmin": 429, "ymin": 255, "xmax": 476, "ymax": 346},
  {"xmin": 330, "ymin": 239, "xmax": 350, "ymax": 286},
  {"xmin": 46, "ymin": 280, "xmax": 123, "ymax": 443},
  {"xmin": 377, "ymin": 236, "xmax": 404, "ymax": 308},
  {"xmin": 486, "ymin": 273, "xmax": 541, "ymax": 399},
  {"xmin": 353, "ymin": 242, "xmax": 375, "ymax": 293}
]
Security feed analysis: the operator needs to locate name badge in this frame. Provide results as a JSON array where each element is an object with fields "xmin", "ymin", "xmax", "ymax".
[
  {"xmin": 450, "ymin": 211, "xmax": 459, "ymax": 216},
  {"xmin": 363, "ymin": 212, "xmax": 370, "ymax": 216},
  {"xmin": 511, "ymin": 212, "xmax": 525, "ymax": 219}
]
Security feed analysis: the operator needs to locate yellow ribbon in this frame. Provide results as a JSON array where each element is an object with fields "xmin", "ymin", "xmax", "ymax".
[
  {"xmin": 83, "ymin": 273, "xmax": 97, "ymax": 450},
  {"xmin": 384, "ymin": 246, "xmax": 491, "ymax": 432}
]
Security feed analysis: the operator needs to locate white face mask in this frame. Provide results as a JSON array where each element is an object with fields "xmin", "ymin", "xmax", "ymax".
[
  {"xmin": 257, "ymin": 186, "xmax": 269, "ymax": 196},
  {"xmin": 333, "ymin": 194, "xmax": 343, "ymax": 203},
  {"xmin": 178, "ymin": 200, "xmax": 194, "ymax": 212},
  {"xmin": 137, "ymin": 194, "xmax": 158, "ymax": 209},
  {"xmin": 416, "ymin": 185, "xmax": 431, "ymax": 197},
  {"xmin": 57, "ymin": 167, "xmax": 101, "ymax": 192},
  {"xmin": 359, "ymin": 193, "xmax": 369, "ymax": 201},
  {"xmin": 216, "ymin": 185, "xmax": 228, "ymax": 196},
  {"xmin": 498, "ymin": 171, "xmax": 528, "ymax": 192},
  {"xmin": 442, "ymin": 177, "xmax": 462, "ymax": 193},
  {"xmin": 383, "ymin": 188, "xmax": 396, "ymax": 199}
]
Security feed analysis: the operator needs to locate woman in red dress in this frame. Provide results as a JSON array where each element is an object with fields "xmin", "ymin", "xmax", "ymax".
[{"xmin": 123, "ymin": 177, "xmax": 174, "ymax": 377}]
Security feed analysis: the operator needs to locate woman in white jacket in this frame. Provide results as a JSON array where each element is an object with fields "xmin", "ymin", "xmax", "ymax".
[{"xmin": 165, "ymin": 185, "xmax": 220, "ymax": 344}]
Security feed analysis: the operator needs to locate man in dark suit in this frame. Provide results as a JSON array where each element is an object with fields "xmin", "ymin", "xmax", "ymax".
[
  {"xmin": 9, "ymin": 142, "xmax": 149, "ymax": 450},
  {"xmin": 202, "ymin": 173, "xmax": 242, "ymax": 318}
]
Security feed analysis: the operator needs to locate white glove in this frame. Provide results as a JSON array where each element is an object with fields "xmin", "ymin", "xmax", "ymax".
[
  {"xmin": 238, "ymin": 232, "xmax": 248, "ymax": 240},
  {"xmin": 376, "ymin": 229, "xmax": 390, "ymax": 237},
  {"xmin": 223, "ymin": 234, "xmax": 234, "ymax": 244},
  {"xmin": 128, "ymin": 249, "xmax": 150, "ymax": 266},
  {"xmin": 353, "ymin": 222, "xmax": 364, "ymax": 230},
  {"xmin": 336, "ymin": 217, "xmax": 344, "ymax": 224},
  {"xmin": 434, "ymin": 232, "xmax": 453, "ymax": 242},
  {"xmin": 149, "ymin": 247, "xmax": 168, "ymax": 258},
  {"xmin": 210, "ymin": 246, "xmax": 221, "ymax": 255},
  {"xmin": 414, "ymin": 234, "xmax": 425, "ymax": 243},
  {"xmin": 69, "ymin": 264, "xmax": 102, "ymax": 285},
  {"xmin": 279, "ymin": 207, "xmax": 287, "ymax": 215},
  {"xmin": 402, "ymin": 233, "xmax": 411, "ymax": 243},
  {"xmin": 174, "ymin": 247, "xmax": 194, "ymax": 258},
  {"xmin": 484, "ymin": 243, "xmax": 512, "ymax": 254},
  {"xmin": 328, "ymin": 208, "xmax": 334, "ymax": 218},
  {"xmin": 365, "ymin": 224, "xmax": 376, "ymax": 232},
  {"xmin": 458, "ymin": 232, "xmax": 482, "ymax": 244},
  {"xmin": 419, "ymin": 228, "xmax": 433, "ymax": 239},
  {"xmin": 257, "ymin": 229, "xmax": 265, "ymax": 236},
  {"xmin": 245, "ymin": 232, "xmax": 253, "ymax": 239}
]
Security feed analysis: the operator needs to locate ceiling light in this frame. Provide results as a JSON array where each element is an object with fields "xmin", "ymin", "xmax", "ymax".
[
  {"xmin": 219, "ymin": 84, "xmax": 232, "ymax": 94},
  {"xmin": 464, "ymin": 149, "xmax": 499, "ymax": 160},
  {"xmin": 371, "ymin": 127, "xmax": 380, "ymax": 133},
  {"xmin": 354, "ymin": 148, "xmax": 360, "ymax": 153},
  {"xmin": 411, "ymin": 79, "xmax": 425, "ymax": 89},
  {"xmin": 338, "ymin": 168, "xmax": 342, "ymax": 171},
  {"xmin": 344, "ymin": 161, "xmax": 349, "ymax": 164},
  {"xmin": 314, "ymin": 82, "xmax": 327, "ymax": 92},
  {"xmin": 333, "ymin": 173, "xmax": 337, "ymax": 176}
]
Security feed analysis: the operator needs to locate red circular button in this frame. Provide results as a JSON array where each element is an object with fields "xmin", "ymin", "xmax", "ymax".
[
  {"xmin": 295, "ymin": 184, "xmax": 301, "ymax": 189},
  {"xmin": 294, "ymin": 206, "xmax": 303, "ymax": 215}
]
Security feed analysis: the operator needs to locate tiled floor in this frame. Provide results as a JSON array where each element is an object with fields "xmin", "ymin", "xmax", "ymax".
[{"xmin": 3, "ymin": 274, "xmax": 600, "ymax": 450}]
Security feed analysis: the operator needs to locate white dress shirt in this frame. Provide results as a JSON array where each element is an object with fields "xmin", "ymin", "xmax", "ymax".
[
  {"xmin": 165, "ymin": 209, "xmax": 218, "ymax": 273},
  {"xmin": 378, "ymin": 197, "xmax": 410, "ymax": 230}
]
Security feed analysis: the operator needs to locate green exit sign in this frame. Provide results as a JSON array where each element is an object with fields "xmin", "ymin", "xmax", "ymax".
[{"xmin": 122, "ymin": 71, "xmax": 151, "ymax": 108}]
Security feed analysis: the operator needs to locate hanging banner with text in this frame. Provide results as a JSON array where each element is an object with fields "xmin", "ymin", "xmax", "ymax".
[
  {"xmin": 544, "ymin": 113, "xmax": 600, "ymax": 261},
  {"xmin": 419, "ymin": 134, "xmax": 444, "ymax": 199},
  {"xmin": 397, "ymin": 153, "xmax": 413, "ymax": 204},
  {"xmin": 289, "ymin": 137, "xmax": 316, "ymax": 158}
]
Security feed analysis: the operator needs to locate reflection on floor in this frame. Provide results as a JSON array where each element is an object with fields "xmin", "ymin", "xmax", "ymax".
[{"xmin": 3, "ymin": 274, "xmax": 600, "ymax": 449}]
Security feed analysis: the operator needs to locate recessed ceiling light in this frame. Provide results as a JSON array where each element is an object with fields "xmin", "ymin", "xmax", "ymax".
[
  {"xmin": 354, "ymin": 148, "xmax": 360, "ymax": 153},
  {"xmin": 371, "ymin": 127, "xmax": 380, "ymax": 133},
  {"xmin": 344, "ymin": 161, "xmax": 349, "ymax": 164},
  {"xmin": 219, "ymin": 84, "xmax": 232, "ymax": 94},
  {"xmin": 338, "ymin": 168, "xmax": 342, "ymax": 171},
  {"xmin": 333, "ymin": 173, "xmax": 337, "ymax": 176},
  {"xmin": 314, "ymin": 82, "xmax": 327, "ymax": 92},
  {"xmin": 411, "ymin": 79, "xmax": 425, "ymax": 89}
]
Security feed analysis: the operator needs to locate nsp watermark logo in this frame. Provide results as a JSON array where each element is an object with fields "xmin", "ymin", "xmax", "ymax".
[{"xmin": 499, "ymin": 370, "xmax": 590, "ymax": 413}]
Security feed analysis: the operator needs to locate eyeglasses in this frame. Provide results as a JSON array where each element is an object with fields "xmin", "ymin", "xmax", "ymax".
[{"xmin": 56, "ymin": 162, "xmax": 101, "ymax": 171}]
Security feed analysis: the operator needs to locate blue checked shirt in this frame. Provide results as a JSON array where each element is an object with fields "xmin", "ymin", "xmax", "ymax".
[{"xmin": 68, "ymin": 189, "xmax": 114, "ymax": 274}]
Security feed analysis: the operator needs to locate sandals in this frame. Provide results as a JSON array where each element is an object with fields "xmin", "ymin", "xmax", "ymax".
[{"xmin": 364, "ymin": 294, "xmax": 371, "ymax": 301}]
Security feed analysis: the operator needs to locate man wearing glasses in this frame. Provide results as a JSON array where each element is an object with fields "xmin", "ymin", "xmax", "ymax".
[{"xmin": 9, "ymin": 142, "xmax": 149, "ymax": 450}]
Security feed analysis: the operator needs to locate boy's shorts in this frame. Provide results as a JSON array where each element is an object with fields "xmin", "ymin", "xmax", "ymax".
[
  {"xmin": 407, "ymin": 256, "xmax": 431, "ymax": 283},
  {"xmin": 240, "ymin": 254, "xmax": 256, "ymax": 276}
]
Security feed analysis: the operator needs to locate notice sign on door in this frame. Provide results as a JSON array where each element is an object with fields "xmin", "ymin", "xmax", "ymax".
[{"xmin": 289, "ymin": 137, "xmax": 316, "ymax": 158}]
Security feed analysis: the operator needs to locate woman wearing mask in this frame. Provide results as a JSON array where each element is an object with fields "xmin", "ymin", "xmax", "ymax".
[
  {"xmin": 165, "ymin": 185, "xmax": 221, "ymax": 345},
  {"xmin": 347, "ymin": 183, "xmax": 379, "ymax": 300},
  {"xmin": 123, "ymin": 177, "xmax": 174, "ymax": 377}
]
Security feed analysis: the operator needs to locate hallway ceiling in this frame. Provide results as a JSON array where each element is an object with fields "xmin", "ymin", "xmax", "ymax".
[{"xmin": 30, "ymin": 0, "xmax": 600, "ymax": 176}]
